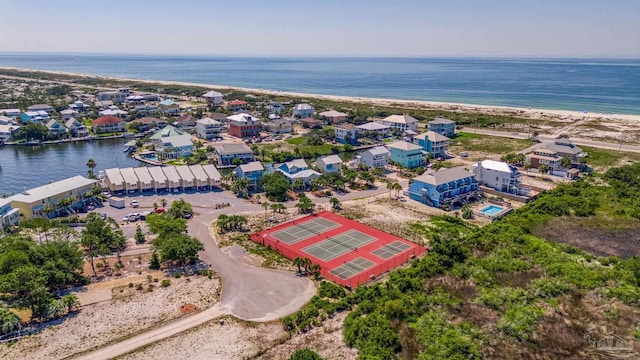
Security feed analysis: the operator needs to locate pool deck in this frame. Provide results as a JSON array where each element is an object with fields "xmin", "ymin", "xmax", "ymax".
[{"xmin": 474, "ymin": 200, "xmax": 513, "ymax": 220}]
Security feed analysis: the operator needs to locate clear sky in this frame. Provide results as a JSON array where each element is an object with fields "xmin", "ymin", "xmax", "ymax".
[{"xmin": 1, "ymin": 0, "xmax": 639, "ymax": 57}]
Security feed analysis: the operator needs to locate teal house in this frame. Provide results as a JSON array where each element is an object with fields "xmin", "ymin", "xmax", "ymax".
[
  {"xmin": 234, "ymin": 161, "xmax": 264, "ymax": 190},
  {"xmin": 386, "ymin": 141, "xmax": 426, "ymax": 169},
  {"xmin": 408, "ymin": 167, "xmax": 481, "ymax": 208}
]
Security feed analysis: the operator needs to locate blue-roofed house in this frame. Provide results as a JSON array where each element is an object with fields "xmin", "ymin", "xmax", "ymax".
[
  {"xmin": 386, "ymin": 141, "xmax": 426, "ymax": 169},
  {"xmin": 159, "ymin": 99, "xmax": 181, "ymax": 115},
  {"xmin": 234, "ymin": 161, "xmax": 265, "ymax": 190},
  {"xmin": 414, "ymin": 131, "xmax": 450, "ymax": 159},
  {"xmin": 292, "ymin": 103, "xmax": 315, "ymax": 118},
  {"xmin": 21, "ymin": 111, "xmax": 49, "ymax": 123},
  {"xmin": 278, "ymin": 159, "xmax": 320, "ymax": 185},
  {"xmin": 408, "ymin": 167, "xmax": 481, "ymax": 209},
  {"xmin": 46, "ymin": 119, "xmax": 68, "ymax": 137}
]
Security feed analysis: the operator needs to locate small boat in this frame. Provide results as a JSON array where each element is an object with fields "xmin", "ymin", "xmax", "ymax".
[{"xmin": 25, "ymin": 140, "xmax": 41, "ymax": 146}]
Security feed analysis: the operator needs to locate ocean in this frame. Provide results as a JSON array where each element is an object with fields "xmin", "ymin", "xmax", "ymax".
[{"xmin": 0, "ymin": 54, "xmax": 638, "ymax": 115}]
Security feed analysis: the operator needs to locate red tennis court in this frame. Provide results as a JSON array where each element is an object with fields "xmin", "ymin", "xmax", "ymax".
[{"xmin": 250, "ymin": 211, "xmax": 427, "ymax": 288}]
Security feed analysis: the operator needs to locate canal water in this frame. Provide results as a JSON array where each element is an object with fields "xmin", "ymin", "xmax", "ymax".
[{"xmin": 0, "ymin": 138, "xmax": 140, "ymax": 196}]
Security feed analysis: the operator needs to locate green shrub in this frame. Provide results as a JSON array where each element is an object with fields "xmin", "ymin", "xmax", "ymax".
[
  {"xmin": 478, "ymin": 287, "xmax": 530, "ymax": 311},
  {"xmin": 160, "ymin": 279, "xmax": 171, "ymax": 287},
  {"xmin": 318, "ymin": 281, "xmax": 346, "ymax": 299},
  {"xmin": 288, "ymin": 348, "xmax": 323, "ymax": 360},
  {"xmin": 497, "ymin": 304, "xmax": 545, "ymax": 341},
  {"xmin": 530, "ymin": 277, "xmax": 571, "ymax": 298}
]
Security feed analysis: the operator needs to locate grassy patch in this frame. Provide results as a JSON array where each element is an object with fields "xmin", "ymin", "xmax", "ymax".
[
  {"xmin": 285, "ymin": 137, "xmax": 306, "ymax": 145},
  {"xmin": 582, "ymin": 146, "xmax": 640, "ymax": 169},
  {"xmin": 450, "ymin": 132, "xmax": 534, "ymax": 155}
]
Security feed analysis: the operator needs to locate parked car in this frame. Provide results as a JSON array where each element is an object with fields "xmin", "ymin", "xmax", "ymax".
[
  {"xmin": 130, "ymin": 200, "xmax": 139, "ymax": 208},
  {"xmin": 183, "ymin": 211, "xmax": 193, "ymax": 219},
  {"xmin": 100, "ymin": 213, "xmax": 107, "ymax": 220}
]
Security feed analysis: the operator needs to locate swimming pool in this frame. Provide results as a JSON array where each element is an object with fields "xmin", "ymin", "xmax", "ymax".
[{"xmin": 479, "ymin": 205, "xmax": 504, "ymax": 216}]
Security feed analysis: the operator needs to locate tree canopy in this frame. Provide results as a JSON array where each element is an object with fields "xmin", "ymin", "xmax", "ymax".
[{"xmin": 261, "ymin": 172, "xmax": 291, "ymax": 201}]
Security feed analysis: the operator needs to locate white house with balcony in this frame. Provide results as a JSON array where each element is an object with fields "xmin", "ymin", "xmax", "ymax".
[
  {"xmin": 377, "ymin": 114, "xmax": 419, "ymax": 132},
  {"xmin": 356, "ymin": 146, "xmax": 390, "ymax": 168},
  {"xmin": 472, "ymin": 160, "xmax": 525, "ymax": 195},
  {"xmin": 195, "ymin": 117, "xmax": 222, "ymax": 140}
]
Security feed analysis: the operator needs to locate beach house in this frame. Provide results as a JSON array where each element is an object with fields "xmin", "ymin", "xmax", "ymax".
[
  {"xmin": 159, "ymin": 99, "xmax": 181, "ymax": 115},
  {"xmin": 386, "ymin": 141, "xmax": 426, "ymax": 169},
  {"xmin": 195, "ymin": 117, "xmax": 223, "ymax": 140},
  {"xmin": 262, "ymin": 119, "xmax": 293, "ymax": 134},
  {"xmin": 267, "ymin": 101, "xmax": 285, "ymax": 115},
  {"xmin": 9, "ymin": 176, "xmax": 99, "ymax": 219},
  {"xmin": 408, "ymin": 167, "xmax": 480, "ymax": 208},
  {"xmin": 21, "ymin": 111, "xmax": 49, "ymax": 123},
  {"xmin": 278, "ymin": 159, "xmax": 320, "ymax": 186},
  {"xmin": 292, "ymin": 103, "xmax": 315, "ymax": 118},
  {"xmin": 60, "ymin": 109, "xmax": 79, "ymax": 120},
  {"xmin": 69, "ymin": 101, "xmax": 89, "ymax": 113},
  {"xmin": 92, "ymin": 116, "xmax": 125, "ymax": 134},
  {"xmin": 234, "ymin": 161, "xmax": 264, "ymax": 190},
  {"xmin": 227, "ymin": 113, "xmax": 260, "ymax": 138},
  {"xmin": 0, "ymin": 124, "xmax": 20, "ymax": 143},
  {"xmin": 228, "ymin": 99, "xmax": 248, "ymax": 112},
  {"xmin": 130, "ymin": 117, "xmax": 168, "ymax": 131},
  {"xmin": 356, "ymin": 146, "xmax": 390, "ymax": 168},
  {"xmin": 46, "ymin": 119, "xmax": 67, "ymax": 137},
  {"xmin": 157, "ymin": 135, "xmax": 194, "ymax": 158},
  {"xmin": 27, "ymin": 104, "xmax": 54, "ymax": 114},
  {"xmin": 319, "ymin": 110, "xmax": 349, "ymax": 124},
  {"xmin": 213, "ymin": 143, "xmax": 254, "ymax": 166},
  {"xmin": 357, "ymin": 122, "xmax": 390, "ymax": 139},
  {"xmin": 134, "ymin": 104, "xmax": 159, "ymax": 115},
  {"xmin": 314, "ymin": 154, "xmax": 343, "ymax": 174},
  {"xmin": 202, "ymin": 90, "xmax": 224, "ymax": 105},
  {"xmin": 99, "ymin": 107, "xmax": 129, "ymax": 118},
  {"xmin": 525, "ymin": 149, "xmax": 562, "ymax": 172},
  {"xmin": 300, "ymin": 117, "xmax": 323, "ymax": 129},
  {"xmin": 0, "ymin": 198, "xmax": 20, "ymax": 230},
  {"xmin": 97, "ymin": 90, "xmax": 128, "ymax": 103},
  {"xmin": 65, "ymin": 118, "xmax": 90, "ymax": 138},
  {"xmin": 472, "ymin": 160, "xmax": 524, "ymax": 195},
  {"xmin": 526, "ymin": 139, "xmax": 587, "ymax": 166},
  {"xmin": 414, "ymin": 131, "xmax": 450, "ymax": 159},
  {"xmin": 334, "ymin": 123, "xmax": 358, "ymax": 144},
  {"xmin": 174, "ymin": 114, "xmax": 198, "ymax": 130},
  {"xmin": 378, "ymin": 114, "xmax": 419, "ymax": 132},
  {"xmin": 427, "ymin": 118, "xmax": 456, "ymax": 138},
  {"xmin": 0, "ymin": 109, "xmax": 21, "ymax": 119}
]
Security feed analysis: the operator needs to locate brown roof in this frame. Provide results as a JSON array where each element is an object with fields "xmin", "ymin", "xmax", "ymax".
[
  {"xmin": 229, "ymin": 100, "xmax": 248, "ymax": 105},
  {"xmin": 300, "ymin": 117, "xmax": 322, "ymax": 124},
  {"xmin": 92, "ymin": 116, "xmax": 122, "ymax": 125},
  {"xmin": 133, "ymin": 117, "xmax": 165, "ymax": 125},
  {"xmin": 175, "ymin": 114, "xmax": 197, "ymax": 124},
  {"xmin": 208, "ymin": 112, "xmax": 228, "ymax": 120}
]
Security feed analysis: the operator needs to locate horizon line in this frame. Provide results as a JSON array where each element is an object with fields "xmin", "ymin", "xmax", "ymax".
[{"xmin": 0, "ymin": 51, "xmax": 639, "ymax": 61}]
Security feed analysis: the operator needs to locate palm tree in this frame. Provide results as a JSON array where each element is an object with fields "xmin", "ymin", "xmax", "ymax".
[
  {"xmin": 293, "ymin": 179, "xmax": 305, "ymax": 193},
  {"xmin": 329, "ymin": 197, "xmax": 341, "ymax": 210},
  {"xmin": 86, "ymin": 158, "xmax": 97, "ymax": 179},
  {"xmin": 61, "ymin": 294, "xmax": 80, "ymax": 313},
  {"xmin": 579, "ymin": 157, "xmax": 588, "ymax": 170},
  {"xmin": 523, "ymin": 163, "xmax": 531, "ymax": 175},
  {"xmin": 387, "ymin": 182, "xmax": 394, "ymax": 199},
  {"xmin": 161, "ymin": 198, "xmax": 168, "ymax": 208},
  {"xmin": 302, "ymin": 258, "xmax": 312, "ymax": 274},
  {"xmin": 293, "ymin": 257, "xmax": 304, "ymax": 274},
  {"xmin": 232, "ymin": 178, "xmax": 250, "ymax": 197},
  {"xmin": 262, "ymin": 201, "xmax": 270, "ymax": 221},
  {"xmin": 0, "ymin": 308, "xmax": 20, "ymax": 335},
  {"xmin": 393, "ymin": 182, "xmax": 403, "ymax": 199},
  {"xmin": 560, "ymin": 157, "xmax": 572, "ymax": 169},
  {"xmin": 539, "ymin": 164, "xmax": 550, "ymax": 179},
  {"xmin": 309, "ymin": 263, "xmax": 322, "ymax": 280},
  {"xmin": 153, "ymin": 202, "xmax": 158, "ymax": 211}
]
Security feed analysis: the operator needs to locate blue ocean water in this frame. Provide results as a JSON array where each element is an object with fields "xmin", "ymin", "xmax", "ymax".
[{"xmin": 0, "ymin": 54, "xmax": 638, "ymax": 114}]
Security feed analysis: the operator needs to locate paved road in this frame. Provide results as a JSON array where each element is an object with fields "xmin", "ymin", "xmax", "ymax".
[{"xmin": 73, "ymin": 191, "xmax": 316, "ymax": 359}]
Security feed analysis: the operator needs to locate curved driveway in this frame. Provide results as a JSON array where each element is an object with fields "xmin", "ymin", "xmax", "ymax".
[{"xmin": 191, "ymin": 210, "xmax": 315, "ymax": 321}]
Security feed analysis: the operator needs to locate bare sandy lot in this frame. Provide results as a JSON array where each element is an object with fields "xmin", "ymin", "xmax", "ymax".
[{"xmin": 0, "ymin": 275, "xmax": 220, "ymax": 360}]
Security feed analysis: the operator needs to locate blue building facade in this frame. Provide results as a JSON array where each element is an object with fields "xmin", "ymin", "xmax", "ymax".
[
  {"xmin": 427, "ymin": 118, "xmax": 456, "ymax": 138},
  {"xmin": 387, "ymin": 141, "xmax": 425, "ymax": 169},
  {"xmin": 408, "ymin": 167, "xmax": 481, "ymax": 208},
  {"xmin": 234, "ymin": 161, "xmax": 264, "ymax": 190}
]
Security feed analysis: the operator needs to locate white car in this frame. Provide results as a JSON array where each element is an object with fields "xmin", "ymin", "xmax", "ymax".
[{"xmin": 130, "ymin": 200, "xmax": 139, "ymax": 208}]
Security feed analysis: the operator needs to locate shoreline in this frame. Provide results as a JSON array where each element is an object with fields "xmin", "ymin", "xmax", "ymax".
[{"xmin": 2, "ymin": 66, "xmax": 640, "ymax": 122}]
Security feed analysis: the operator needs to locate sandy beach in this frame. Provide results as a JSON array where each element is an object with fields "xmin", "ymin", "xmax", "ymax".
[{"xmin": 2, "ymin": 66, "xmax": 639, "ymax": 124}]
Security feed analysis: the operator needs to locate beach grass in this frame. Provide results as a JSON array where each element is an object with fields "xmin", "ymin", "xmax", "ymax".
[
  {"xmin": 450, "ymin": 132, "xmax": 534, "ymax": 155},
  {"xmin": 581, "ymin": 146, "xmax": 640, "ymax": 168}
]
